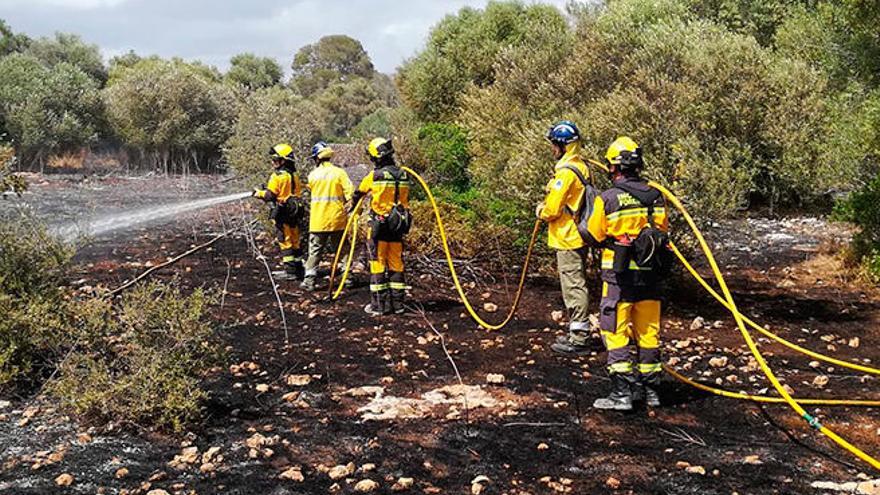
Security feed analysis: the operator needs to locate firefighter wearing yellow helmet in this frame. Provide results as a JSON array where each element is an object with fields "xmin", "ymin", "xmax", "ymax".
[
  {"xmin": 252, "ymin": 143, "xmax": 305, "ymax": 280},
  {"xmin": 536, "ymin": 121, "xmax": 593, "ymax": 355},
  {"xmin": 301, "ymin": 141, "xmax": 354, "ymax": 291},
  {"xmin": 352, "ymin": 137, "xmax": 412, "ymax": 316},
  {"xmin": 584, "ymin": 136, "xmax": 670, "ymax": 411}
]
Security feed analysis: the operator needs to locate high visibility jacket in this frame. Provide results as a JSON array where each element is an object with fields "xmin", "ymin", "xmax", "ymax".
[
  {"xmin": 306, "ymin": 161, "xmax": 353, "ymax": 232},
  {"xmin": 357, "ymin": 166, "xmax": 410, "ymax": 216},
  {"xmin": 255, "ymin": 167, "xmax": 302, "ymax": 204},
  {"xmin": 539, "ymin": 148, "xmax": 589, "ymax": 250},
  {"xmin": 586, "ymin": 176, "xmax": 669, "ymax": 282}
]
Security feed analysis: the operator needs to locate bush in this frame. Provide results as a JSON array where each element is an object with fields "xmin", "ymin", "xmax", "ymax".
[
  {"xmin": 0, "ymin": 54, "xmax": 104, "ymax": 168},
  {"xmin": 415, "ymin": 124, "xmax": 471, "ymax": 192},
  {"xmin": 834, "ymin": 174, "xmax": 880, "ymax": 281},
  {"xmin": 223, "ymin": 86, "xmax": 326, "ymax": 185},
  {"xmin": 51, "ymin": 281, "xmax": 219, "ymax": 432},
  {"xmin": 103, "ymin": 58, "xmax": 237, "ymax": 174},
  {"xmin": 0, "ymin": 208, "xmax": 73, "ymax": 386}
]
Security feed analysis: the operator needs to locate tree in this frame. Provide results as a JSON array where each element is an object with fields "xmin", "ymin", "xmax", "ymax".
[
  {"xmin": 226, "ymin": 53, "xmax": 282, "ymax": 90},
  {"xmin": 25, "ymin": 32, "xmax": 107, "ymax": 84},
  {"xmin": 290, "ymin": 35, "xmax": 375, "ymax": 96},
  {"xmin": 223, "ymin": 86, "xmax": 326, "ymax": 183},
  {"xmin": 0, "ymin": 19, "xmax": 30, "ymax": 56},
  {"xmin": 103, "ymin": 58, "xmax": 236, "ymax": 174},
  {"xmin": 397, "ymin": 1, "xmax": 570, "ymax": 122},
  {"xmin": 0, "ymin": 55, "xmax": 103, "ymax": 168},
  {"xmin": 315, "ymin": 78, "xmax": 383, "ymax": 139}
]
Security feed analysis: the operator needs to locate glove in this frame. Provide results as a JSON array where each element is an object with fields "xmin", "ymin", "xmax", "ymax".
[
  {"xmin": 535, "ymin": 202, "xmax": 545, "ymax": 219},
  {"xmin": 252, "ymin": 188, "xmax": 261, "ymax": 198}
]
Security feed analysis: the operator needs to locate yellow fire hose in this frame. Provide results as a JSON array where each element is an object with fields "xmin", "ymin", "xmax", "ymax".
[
  {"xmin": 649, "ymin": 177, "xmax": 880, "ymax": 470},
  {"xmin": 663, "ymin": 366, "xmax": 880, "ymax": 406},
  {"xmin": 328, "ymin": 197, "xmax": 364, "ymax": 300},
  {"xmin": 327, "ymin": 159, "xmax": 880, "ymax": 469},
  {"xmin": 329, "ymin": 168, "xmax": 542, "ymax": 330}
]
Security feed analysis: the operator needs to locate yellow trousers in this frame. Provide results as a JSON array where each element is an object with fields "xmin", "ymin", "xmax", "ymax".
[{"xmin": 599, "ymin": 282, "xmax": 662, "ymax": 376}]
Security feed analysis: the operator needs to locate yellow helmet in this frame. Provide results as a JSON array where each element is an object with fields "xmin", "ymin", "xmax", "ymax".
[
  {"xmin": 269, "ymin": 143, "xmax": 295, "ymax": 162},
  {"xmin": 605, "ymin": 136, "xmax": 643, "ymax": 170},
  {"xmin": 366, "ymin": 137, "xmax": 394, "ymax": 162}
]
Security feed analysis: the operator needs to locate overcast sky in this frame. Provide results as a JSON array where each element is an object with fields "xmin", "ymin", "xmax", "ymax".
[{"xmin": 0, "ymin": 0, "xmax": 573, "ymax": 74}]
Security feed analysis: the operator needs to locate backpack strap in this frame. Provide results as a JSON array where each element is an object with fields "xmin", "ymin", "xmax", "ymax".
[{"xmin": 560, "ymin": 164, "xmax": 590, "ymax": 215}]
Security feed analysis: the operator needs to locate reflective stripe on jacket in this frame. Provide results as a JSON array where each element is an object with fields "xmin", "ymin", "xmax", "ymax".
[
  {"xmin": 255, "ymin": 168, "xmax": 302, "ymax": 204},
  {"xmin": 307, "ymin": 162, "xmax": 353, "ymax": 232},
  {"xmin": 357, "ymin": 166, "xmax": 410, "ymax": 216},
  {"xmin": 539, "ymin": 147, "xmax": 589, "ymax": 250},
  {"xmin": 586, "ymin": 177, "xmax": 669, "ymax": 280}
]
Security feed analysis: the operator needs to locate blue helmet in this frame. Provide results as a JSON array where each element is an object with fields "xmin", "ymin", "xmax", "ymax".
[
  {"xmin": 310, "ymin": 141, "xmax": 333, "ymax": 161},
  {"xmin": 546, "ymin": 120, "xmax": 580, "ymax": 145}
]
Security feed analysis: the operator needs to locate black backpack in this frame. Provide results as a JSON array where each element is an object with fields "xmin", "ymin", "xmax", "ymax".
[
  {"xmin": 613, "ymin": 181, "xmax": 672, "ymax": 275},
  {"xmin": 374, "ymin": 168, "xmax": 412, "ymax": 240},
  {"xmin": 561, "ymin": 164, "xmax": 600, "ymax": 244}
]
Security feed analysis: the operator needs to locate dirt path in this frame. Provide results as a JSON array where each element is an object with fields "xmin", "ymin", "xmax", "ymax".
[{"xmin": 2, "ymin": 177, "xmax": 880, "ymax": 494}]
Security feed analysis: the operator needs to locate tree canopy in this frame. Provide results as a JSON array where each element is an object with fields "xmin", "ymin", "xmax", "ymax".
[{"xmin": 290, "ymin": 35, "xmax": 375, "ymax": 97}]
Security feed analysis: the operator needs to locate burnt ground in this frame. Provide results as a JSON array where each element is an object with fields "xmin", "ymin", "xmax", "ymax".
[{"xmin": 2, "ymin": 175, "xmax": 880, "ymax": 494}]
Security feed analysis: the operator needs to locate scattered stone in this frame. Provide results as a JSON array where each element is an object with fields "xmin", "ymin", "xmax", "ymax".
[
  {"xmin": 55, "ymin": 473, "xmax": 74, "ymax": 486},
  {"xmin": 690, "ymin": 317, "xmax": 705, "ymax": 331},
  {"xmin": 486, "ymin": 373, "xmax": 505, "ymax": 384},
  {"xmin": 0, "ymin": 400, "xmax": 10, "ymax": 409},
  {"xmin": 199, "ymin": 462, "xmax": 216, "ymax": 473},
  {"xmin": 255, "ymin": 383, "xmax": 270, "ymax": 393},
  {"xmin": 287, "ymin": 374, "xmax": 312, "ymax": 386},
  {"xmin": 709, "ymin": 356, "xmax": 728, "ymax": 368},
  {"xmin": 809, "ymin": 361, "xmax": 821, "ymax": 368},
  {"xmin": 812, "ymin": 375, "xmax": 830, "ymax": 388},
  {"xmin": 115, "ymin": 467, "xmax": 129, "ymax": 479},
  {"xmin": 742, "ymin": 455, "xmax": 763, "ymax": 465},
  {"xmin": 202, "ymin": 446, "xmax": 221, "ymax": 464},
  {"xmin": 850, "ymin": 337, "xmax": 861, "ymax": 348},
  {"xmin": 360, "ymin": 463, "xmax": 376, "ymax": 472},
  {"xmin": 471, "ymin": 475, "xmax": 491, "ymax": 495},
  {"xmin": 483, "ymin": 303, "xmax": 498, "ymax": 313},
  {"xmin": 605, "ymin": 476, "xmax": 621, "ymax": 489},
  {"xmin": 328, "ymin": 462, "xmax": 356, "ymax": 480},
  {"xmin": 279, "ymin": 467, "xmax": 305, "ymax": 482},
  {"xmin": 537, "ymin": 442, "xmax": 550, "ymax": 451},
  {"xmin": 146, "ymin": 490, "xmax": 170, "ymax": 495},
  {"xmin": 551, "ymin": 310, "xmax": 565, "ymax": 323},
  {"xmin": 685, "ymin": 466, "xmax": 707, "ymax": 475},
  {"xmin": 345, "ymin": 386, "xmax": 385, "ymax": 398},
  {"xmin": 354, "ymin": 479, "xmax": 379, "ymax": 492},
  {"xmin": 392, "ymin": 477, "xmax": 414, "ymax": 491}
]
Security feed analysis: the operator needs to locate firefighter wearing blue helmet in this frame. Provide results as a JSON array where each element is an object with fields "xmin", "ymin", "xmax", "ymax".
[{"xmin": 536, "ymin": 121, "xmax": 594, "ymax": 355}]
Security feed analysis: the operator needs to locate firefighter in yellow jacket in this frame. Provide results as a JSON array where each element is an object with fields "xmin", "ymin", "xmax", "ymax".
[
  {"xmin": 352, "ymin": 137, "xmax": 411, "ymax": 316},
  {"xmin": 301, "ymin": 142, "xmax": 354, "ymax": 291},
  {"xmin": 585, "ymin": 136, "xmax": 669, "ymax": 410},
  {"xmin": 536, "ymin": 121, "xmax": 593, "ymax": 355},
  {"xmin": 252, "ymin": 143, "xmax": 305, "ymax": 280}
]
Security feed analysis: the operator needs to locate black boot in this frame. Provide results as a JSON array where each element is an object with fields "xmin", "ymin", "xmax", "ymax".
[
  {"xmin": 285, "ymin": 261, "xmax": 304, "ymax": 281},
  {"xmin": 642, "ymin": 374, "xmax": 661, "ymax": 407},
  {"xmin": 593, "ymin": 374, "xmax": 634, "ymax": 411}
]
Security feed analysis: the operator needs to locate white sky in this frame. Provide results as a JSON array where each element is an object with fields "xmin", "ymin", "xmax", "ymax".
[{"xmin": 0, "ymin": 0, "xmax": 575, "ymax": 73}]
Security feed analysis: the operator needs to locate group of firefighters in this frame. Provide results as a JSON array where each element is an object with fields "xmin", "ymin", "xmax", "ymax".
[{"xmin": 253, "ymin": 123, "xmax": 668, "ymax": 412}]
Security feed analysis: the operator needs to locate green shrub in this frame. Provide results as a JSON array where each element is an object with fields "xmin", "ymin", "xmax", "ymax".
[
  {"xmin": 51, "ymin": 281, "xmax": 219, "ymax": 432},
  {"xmin": 415, "ymin": 123, "xmax": 471, "ymax": 192},
  {"xmin": 0, "ymin": 207, "xmax": 73, "ymax": 386}
]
